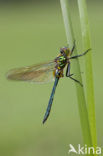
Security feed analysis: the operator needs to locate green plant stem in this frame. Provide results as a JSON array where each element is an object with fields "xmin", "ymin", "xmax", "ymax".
[
  {"xmin": 77, "ymin": 0, "xmax": 97, "ymax": 149},
  {"xmin": 60, "ymin": 0, "xmax": 93, "ymax": 148}
]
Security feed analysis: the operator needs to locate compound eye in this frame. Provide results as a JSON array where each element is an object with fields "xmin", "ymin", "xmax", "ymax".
[{"xmin": 60, "ymin": 48, "xmax": 64, "ymax": 54}]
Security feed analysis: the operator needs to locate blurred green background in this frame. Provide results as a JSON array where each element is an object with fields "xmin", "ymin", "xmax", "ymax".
[{"xmin": 0, "ymin": 0, "xmax": 103, "ymax": 156}]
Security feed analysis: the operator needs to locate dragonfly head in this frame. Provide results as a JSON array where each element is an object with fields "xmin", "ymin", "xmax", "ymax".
[{"xmin": 60, "ymin": 47, "xmax": 71, "ymax": 56}]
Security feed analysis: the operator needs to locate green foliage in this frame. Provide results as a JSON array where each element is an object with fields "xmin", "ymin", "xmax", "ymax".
[
  {"xmin": 60, "ymin": 0, "xmax": 96, "ymax": 154},
  {"xmin": 77, "ymin": 0, "xmax": 97, "ymax": 152}
]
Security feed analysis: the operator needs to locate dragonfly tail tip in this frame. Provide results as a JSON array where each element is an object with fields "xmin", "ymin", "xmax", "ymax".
[
  {"xmin": 42, "ymin": 118, "xmax": 46, "ymax": 124},
  {"xmin": 42, "ymin": 114, "xmax": 48, "ymax": 124}
]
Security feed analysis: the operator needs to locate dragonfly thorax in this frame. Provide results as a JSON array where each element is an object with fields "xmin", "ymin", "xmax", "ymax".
[
  {"xmin": 58, "ymin": 55, "xmax": 67, "ymax": 68},
  {"xmin": 54, "ymin": 54, "xmax": 68, "ymax": 78}
]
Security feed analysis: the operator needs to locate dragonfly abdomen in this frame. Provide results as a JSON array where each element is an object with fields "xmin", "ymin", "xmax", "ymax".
[{"xmin": 43, "ymin": 77, "xmax": 59, "ymax": 124}]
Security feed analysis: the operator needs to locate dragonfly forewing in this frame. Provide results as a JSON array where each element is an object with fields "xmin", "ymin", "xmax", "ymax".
[{"xmin": 7, "ymin": 61, "xmax": 56, "ymax": 84}]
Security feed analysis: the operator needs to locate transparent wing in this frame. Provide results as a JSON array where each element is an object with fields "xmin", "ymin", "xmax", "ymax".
[{"xmin": 6, "ymin": 60, "xmax": 56, "ymax": 84}]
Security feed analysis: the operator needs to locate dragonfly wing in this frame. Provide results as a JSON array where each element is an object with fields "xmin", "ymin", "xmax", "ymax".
[{"xmin": 7, "ymin": 61, "xmax": 56, "ymax": 83}]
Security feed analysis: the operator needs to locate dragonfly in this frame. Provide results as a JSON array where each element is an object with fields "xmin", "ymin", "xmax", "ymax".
[{"xmin": 7, "ymin": 42, "xmax": 90, "ymax": 124}]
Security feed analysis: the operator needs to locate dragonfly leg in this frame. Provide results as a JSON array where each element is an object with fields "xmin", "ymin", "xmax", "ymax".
[
  {"xmin": 69, "ymin": 48, "xmax": 91, "ymax": 59},
  {"xmin": 66, "ymin": 64, "xmax": 83, "ymax": 86},
  {"xmin": 71, "ymin": 40, "xmax": 76, "ymax": 55},
  {"xmin": 66, "ymin": 63, "xmax": 71, "ymax": 77},
  {"xmin": 69, "ymin": 75, "xmax": 83, "ymax": 87}
]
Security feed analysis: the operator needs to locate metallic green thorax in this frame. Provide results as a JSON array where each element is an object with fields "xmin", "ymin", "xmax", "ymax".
[
  {"xmin": 58, "ymin": 56, "xmax": 67, "ymax": 68},
  {"xmin": 57, "ymin": 47, "xmax": 71, "ymax": 69}
]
